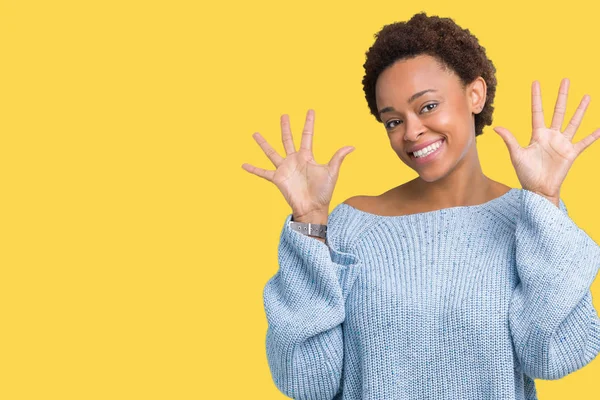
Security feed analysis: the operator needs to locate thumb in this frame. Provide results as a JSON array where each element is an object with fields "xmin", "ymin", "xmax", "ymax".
[
  {"xmin": 492, "ymin": 126, "xmax": 520, "ymax": 155},
  {"xmin": 328, "ymin": 146, "xmax": 355, "ymax": 176}
]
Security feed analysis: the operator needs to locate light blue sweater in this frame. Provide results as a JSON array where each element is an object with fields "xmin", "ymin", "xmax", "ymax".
[{"xmin": 263, "ymin": 188, "xmax": 600, "ymax": 399}]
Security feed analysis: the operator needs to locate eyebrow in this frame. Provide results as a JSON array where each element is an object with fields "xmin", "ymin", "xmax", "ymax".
[{"xmin": 378, "ymin": 89, "xmax": 438, "ymax": 115}]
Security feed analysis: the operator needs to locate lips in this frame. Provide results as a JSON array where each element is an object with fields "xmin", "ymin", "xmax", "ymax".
[
  {"xmin": 406, "ymin": 138, "xmax": 445, "ymax": 156},
  {"xmin": 408, "ymin": 138, "xmax": 445, "ymax": 157}
]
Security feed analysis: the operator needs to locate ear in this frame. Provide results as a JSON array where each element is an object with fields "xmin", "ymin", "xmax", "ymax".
[{"xmin": 468, "ymin": 77, "xmax": 487, "ymax": 114}]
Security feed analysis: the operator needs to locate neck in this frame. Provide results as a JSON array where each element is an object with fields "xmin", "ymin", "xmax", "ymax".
[{"xmin": 406, "ymin": 146, "xmax": 494, "ymax": 208}]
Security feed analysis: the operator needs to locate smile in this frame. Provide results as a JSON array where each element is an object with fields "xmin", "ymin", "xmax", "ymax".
[{"xmin": 409, "ymin": 138, "xmax": 445, "ymax": 164}]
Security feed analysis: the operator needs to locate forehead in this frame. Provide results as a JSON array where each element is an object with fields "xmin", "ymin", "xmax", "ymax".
[{"xmin": 375, "ymin": 54, "xmax": 458, "ymax": 104}]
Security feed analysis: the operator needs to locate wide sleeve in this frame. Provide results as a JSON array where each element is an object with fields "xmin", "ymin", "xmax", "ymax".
[
  {"xmin": 263, "ymin": 207, "xmax": 363, "ymax": 400},
  {"xmin": 509, "ymin": 189, "xmax": 600, "ymax": 380}
]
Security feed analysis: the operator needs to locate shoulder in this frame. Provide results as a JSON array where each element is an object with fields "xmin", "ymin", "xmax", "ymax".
[
  {"xmin": 342, "ymin": 194, "xmax": 389, "ymax": 215},
  {"xmin": 491, "ymin": 182, "xmax": 514, "ymax": 196},
  {"xmin": 342, "ymin": 182, "xmax": 403, "ymax": 212},
  {"xmin": 342, "ymin": 195, "xmax": 371, "ymax": 210},
  {"xmin": 341, "ymin": 185, "xmax": 407, "ymax": 216}
]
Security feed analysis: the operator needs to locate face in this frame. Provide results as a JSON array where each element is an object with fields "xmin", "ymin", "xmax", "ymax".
[{"xmin": 375, "ymin": 54, "xmax": 486, "ymax": 182}]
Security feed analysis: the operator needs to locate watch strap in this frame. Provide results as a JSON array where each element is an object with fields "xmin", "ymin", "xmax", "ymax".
[{"xmin": 288, "ymin": 218, "xmax": 328, "ymax": 239}]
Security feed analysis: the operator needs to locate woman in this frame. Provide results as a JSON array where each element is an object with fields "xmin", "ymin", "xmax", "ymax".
[{"xmin": 242, "ymin": 12, "xmax": 600, "ymax": 400}]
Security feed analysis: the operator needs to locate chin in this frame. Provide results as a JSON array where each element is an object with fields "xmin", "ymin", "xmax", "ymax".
[
  {"xmin": 416, "ymin": 172, "xmax": 448, "ymax": 183},
  {"xmin": 410, "ymin": 158, "xmax": 454, "ymax": 183}
]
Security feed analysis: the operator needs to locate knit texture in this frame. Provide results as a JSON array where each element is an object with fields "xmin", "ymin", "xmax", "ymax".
[{"xmin": 263, "ymin": 188, "xmax": 600, "ymax": 400}]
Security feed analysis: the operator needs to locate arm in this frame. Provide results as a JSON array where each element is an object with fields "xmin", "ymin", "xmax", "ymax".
[
  {"xmin": 263, "ymin": 210, "xmax": 362, "ymax": 399},
  {"xmin": 509, "ymin": 189, "xmax": 600, "ymax": 380}
]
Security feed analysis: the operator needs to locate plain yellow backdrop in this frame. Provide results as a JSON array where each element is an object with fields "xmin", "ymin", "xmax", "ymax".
[{"xmin": 1, "ymin": 0, "xmax": 600, "ymax": 398}]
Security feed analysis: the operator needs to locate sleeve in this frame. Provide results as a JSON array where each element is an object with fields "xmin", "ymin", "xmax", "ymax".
[
  {"xmin": 263, "ymin": 210, "xmax": 362, "ymax": 400},
  {"xmin": 509, "ymin": 189, "xmax": 600, "ymax": 380}
]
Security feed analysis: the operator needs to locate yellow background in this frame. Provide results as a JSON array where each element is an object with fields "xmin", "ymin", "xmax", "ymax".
[{"xmin": 1, "ymin": 0, "xmax": 599, "ymax": 398}]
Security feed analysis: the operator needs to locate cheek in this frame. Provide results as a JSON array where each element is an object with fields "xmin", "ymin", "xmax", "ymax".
[
  {"xmin": 434, "ymin": 110, "xmax": 453, "ymax": 127},
  {"xmin": 388, "ymin": 136, "xmax": 409, "ymax": 159},
  {"xmin": 432, "ymin": 107, "xmax": 471, "ymax": 138},
  {"xmin": 431, "ymin": 107, "xmax": 460, "ymax": 131}
]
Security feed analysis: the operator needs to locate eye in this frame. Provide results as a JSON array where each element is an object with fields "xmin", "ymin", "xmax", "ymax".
[
  {"xmin": 422, "ymin": 103, "xmax": 438, "ymax": 113},
  {"xmin": 385, "ymin": 119, "xmax": 402, "ymax": 130},
  {"xmin": 385, "ymin": 103, "xmax": 439, "ymax": 130}
]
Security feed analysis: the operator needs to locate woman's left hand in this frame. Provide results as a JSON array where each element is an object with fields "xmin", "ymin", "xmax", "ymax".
[{"xmin": 493, "ymin": 78, "xmax": 600, "ymax": 205}]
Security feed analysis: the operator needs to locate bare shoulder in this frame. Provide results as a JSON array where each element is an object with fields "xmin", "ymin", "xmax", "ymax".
[
  {"xmin": 342, "ymin": 195, "xmax": 372, "ymax": 211},
  {"xmin": 342, "ymin": 189, "xmax": 398, "ymax": 215},
  {"xmin": 490, "ymin": 182, "xmax": 514, "ymax": 197},
  {"xmin": 342, "ymin": 180, "xmax": 513, "ymax": 217}
]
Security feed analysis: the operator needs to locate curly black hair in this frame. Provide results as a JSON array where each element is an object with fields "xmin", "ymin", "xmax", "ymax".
[{"xmin": 362, "ymin": 12, "xmax": 497, "ymax": 137}]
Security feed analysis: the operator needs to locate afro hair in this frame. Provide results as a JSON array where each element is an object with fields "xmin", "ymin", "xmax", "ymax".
[{"xmin": 362, "ymin": 12, "xmax": 497, "ymax": 137}]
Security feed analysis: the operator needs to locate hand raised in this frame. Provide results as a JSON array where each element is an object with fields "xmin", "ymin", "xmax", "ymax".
[
  {"xmin": 493, "ymin": 78, "xmax": 600, "ymax": 202},
  {"xmin": 241, "ymin": 109, "xmax": 355, "ymax": 219}
]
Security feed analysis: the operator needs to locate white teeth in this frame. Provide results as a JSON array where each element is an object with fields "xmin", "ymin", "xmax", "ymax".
[{"xmin": 413, "ymin": 140, "xmax": 442, "ymax": 158}]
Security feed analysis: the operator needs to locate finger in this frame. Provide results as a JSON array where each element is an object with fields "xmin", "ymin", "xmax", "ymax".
[
  {"xmin": 280, "ymin": 114, "xmax": 296, "ymax": 155},
  {"xmin": 328, "ymin": 146, "xmax": 355, "ymax": 176},
  {"xmin": 241, "ymin": 162, "xmax": 275, "ymax": 182},
  {"xmin": 563, "ymin": 94, "xmax": 591, "ymax": 141},
  {"xmin": 252, "ymin": 132, "xmax": 285, "ymax": 167},
  {"xmin": 573, "ymin": 127, "xmax": 600, "ymax": 156},
  {"xmin": 300, "ymin": 109, "xmax": 315, "ymax": 152},
  {"xmin": 493, "ymin": 126, "xmax": 521, "ymax": 155},
  {"xmin": 550, "ymin": 78, "xmax": 569, "ymax": 131},
  {"xmin": 532, "ymin": 80, "xmax": 546, "ymax": 130}
]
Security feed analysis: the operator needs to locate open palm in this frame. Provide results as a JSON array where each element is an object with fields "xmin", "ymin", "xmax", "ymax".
[
  {"xmin": 241, "ymin": 109, "xmax": 355, "ymax": 219},
  {"xmin": 493, "ymin": 79, "xmax": 600, "ymax": 199}
]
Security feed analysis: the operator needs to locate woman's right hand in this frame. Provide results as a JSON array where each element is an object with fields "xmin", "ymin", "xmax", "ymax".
[{"xmin": 241, "ymin": 109, "xmax": 355, "ymax": 221}]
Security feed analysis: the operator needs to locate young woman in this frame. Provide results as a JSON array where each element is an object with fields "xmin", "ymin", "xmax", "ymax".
[{"xmin": 243, "ymin": 12, "xmax": 600, "ymax": 400}]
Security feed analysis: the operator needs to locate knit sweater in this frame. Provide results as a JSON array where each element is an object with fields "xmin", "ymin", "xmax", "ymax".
[{"xmin": 263, "ymin": 188, "xmax": 600, "ymax": 400}]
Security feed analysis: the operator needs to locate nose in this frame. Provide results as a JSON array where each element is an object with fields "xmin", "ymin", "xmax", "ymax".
[{"xmin": 403, "ymin": 113, "xmax": 426, "ymax": 142}]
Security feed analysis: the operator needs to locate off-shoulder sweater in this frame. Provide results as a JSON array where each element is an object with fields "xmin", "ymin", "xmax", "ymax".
[{"xmin": 263, "ymin": 188, "xmax": 600, "ymax": 400}]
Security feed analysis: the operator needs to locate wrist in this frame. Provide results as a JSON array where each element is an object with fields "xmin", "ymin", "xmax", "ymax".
[
  {"xmin": 289, "ymin": 214, "xmax": 328, "ymax": 243},
  {"xmin": 293, "ymin": 210, "xmax": 329, "ymax": 225},
  {"xmin": 529, "ymin": 190, "xmax": 560, "ymax": 208}
]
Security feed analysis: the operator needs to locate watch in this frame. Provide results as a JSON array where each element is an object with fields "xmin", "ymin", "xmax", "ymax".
[{"xmin": 288, "ymin": 218, "xmax": 328, "ymax": 239}]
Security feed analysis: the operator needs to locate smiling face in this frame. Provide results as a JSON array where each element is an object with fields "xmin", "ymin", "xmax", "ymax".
[{"xmin": 375, "ymin": 54, "xmax": 486, "ymax": 182}]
